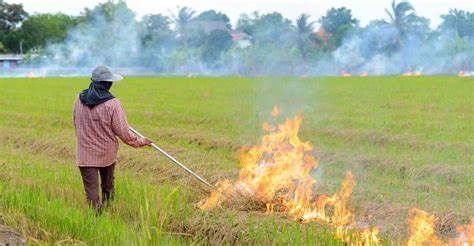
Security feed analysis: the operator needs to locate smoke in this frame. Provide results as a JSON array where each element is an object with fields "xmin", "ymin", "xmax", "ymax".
[
  {"xmin": 2, "ymin": 4, "xmax": 474, "ymax": 77},
  {"xmin": 330, "ymin": 22, "xmax": 474, "ymax": 75},
  {"xmin": 0, "ymin": 2, "xmax": 152, "ymax": 77}
]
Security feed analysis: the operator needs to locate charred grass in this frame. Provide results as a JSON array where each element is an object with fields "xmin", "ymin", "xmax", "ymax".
[{"xmin": 0, "ymin": 76, "xmax": 473, "ymax": 244}]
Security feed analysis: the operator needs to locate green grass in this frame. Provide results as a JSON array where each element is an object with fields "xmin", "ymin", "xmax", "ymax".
[{"xmin": 0, "ymin": 76, "xmax": 473, "ymax": 244}]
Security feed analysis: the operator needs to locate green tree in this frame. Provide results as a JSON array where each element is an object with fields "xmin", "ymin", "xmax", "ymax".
[
  {"xmin": 139, "ymin": 14, "xmax": 176, "ymax": 70},
  {"xmin": 40, "ymin": 0, "xmax": 140, "ymax": 67},
  {"xmin": 295, "ymin": 14, "xmax": 315, "ymax": 59},
  {"xmin": 202, "ymin": 29, "xmax": 233, "ymax": 64},
  {"xmin": 385, "ymin": 0, "xmax": 416, "ymax": 38},
  {"xmin": 360, "ymin": 20, "xmax": 399, "ymax": 56},
  {"xmin": 0, "ymin": 0, "xmax": 28, "ymax": 53},
  {"xmin": 382, "ymin": 0, "xmax": 432, "ymax": 51},
  {"xmin": 140, "ymin": 14, "xmax": 173, "ymax": 44},
  {"xmin": 236, "ymin": 12, "xmax": 294, "ymax": 46},
  {"xmin": 81, "ymin": 0, "xmax": 133, "ymax": 22},
  {"xmin": 439, "ymin": 9, "xmax": 474, "ymax": 38},
  {"xmin": 236, "ymin": 11, "xmax": 259, "ymax": 34},
  {"xmin": 319, "ymin": 7, "xmax": 359, "ymax": 34},
  {"xmin": 169, "ymin": 6, "xmax": 196, "ymax": 43},
  {"xmin": 407, "ymin": 15, "xmax": 431, "ymax": 38},
  {"xmin": 0, "ymin": 0, "xmax": 27, "ymax": 31},
  {"xmin": 318, "ymin": 7, "xmax": 358, "ymax": 48},
  {"xmin": 0, "ymin": 29, "xmax": 21, "ymax": 53},
  {"xmin": 20, "ymin": 13, "xmax": 77, "ymax": 52},
  {"xmin": 194, "ymin": 10, "xmax": 231, "ymax": 29}
]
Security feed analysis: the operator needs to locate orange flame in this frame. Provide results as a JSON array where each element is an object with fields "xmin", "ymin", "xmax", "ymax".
[
  {"xmin": 459, "ymin": 71, "xmax": 471, "ymax": 77},
  {"xmin": 450, "ymin": 217, "xmax": 474, "ymax": 246},
  {"xmin": 341, "ymin": 71, "xmax": 352, "ymax": 77},
  {"xmin": 270, "ymin": 105, "xmax": 280, "ymax": 117},
  {"xmin": 406, "ymin": 208, "xmax": 441, "ymax": 246},
  {"xmin": 405, "ymin": 208, "xmax": 474, "ymax": 246},
  {"xmin": 199, "ymin": 107, "xmax": 379, "ymax": 245},
  {"xmin": 199, "ymin": 107, "xmax": 472, "ymax": 245},
  {"xmin": 402, "ymin": 71, "xmax": 422, "ymax": 77}
]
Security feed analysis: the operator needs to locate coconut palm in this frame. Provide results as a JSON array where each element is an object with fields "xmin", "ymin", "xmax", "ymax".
[
  {"xmin": 169, "ymin": 6, "xmax": 196, "ymax": 43},
  {"xmin": 295, "ymin": 14, "xmax": 315, "ymax": 59},
  {"xmin": 385, "ymin": 0, "xmax": 416, "ymax": 38}
]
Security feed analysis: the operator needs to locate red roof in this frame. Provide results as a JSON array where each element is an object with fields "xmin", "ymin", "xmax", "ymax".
[{"xmin": 231, "ymin": 31, "xmax": 250, "ymax": 41}]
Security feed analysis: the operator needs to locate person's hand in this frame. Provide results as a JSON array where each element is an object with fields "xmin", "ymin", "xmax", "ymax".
[{"xmin": 143, "ymin": 138, "xmax": 153, "ymax": 146}]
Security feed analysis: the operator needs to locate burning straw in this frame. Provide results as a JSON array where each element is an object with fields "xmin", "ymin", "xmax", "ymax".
[
  {"xmin": 198, "ymin": 106, "xmax": 379, "ymax": 245},
  {"xmin": 406, "ymin": 208, "xmax": 474, "ymax": 246},
  {"xmin": 198, "ymin": 106, "xmax": 473, "ymax": 245}
]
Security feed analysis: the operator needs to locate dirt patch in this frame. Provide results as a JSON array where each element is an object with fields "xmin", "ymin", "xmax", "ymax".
[{"xmin": 0, "ymin": 218, "xmax": 26, "ymax": 245}]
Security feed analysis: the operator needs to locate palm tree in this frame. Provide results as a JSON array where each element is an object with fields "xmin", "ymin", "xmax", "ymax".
[
  {"xmin": 295, "ymin": 14, "xmax": 315, "ymax": 60},
  {"xmin": 385, "ymin": 0, "xmax": 416, "ymax": 38},
  {"xmin": 169, "ymin": 6, "xmax": 196, "ymax": 43}
]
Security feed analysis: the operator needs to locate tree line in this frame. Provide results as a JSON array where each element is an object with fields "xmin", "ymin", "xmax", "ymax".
[{"xmin": 0, "ymin": 0, "xmax": 473, "ymax": 74}]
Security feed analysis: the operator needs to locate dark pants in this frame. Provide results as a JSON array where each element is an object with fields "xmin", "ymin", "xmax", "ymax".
[{"xmin": 79, "ymin": 163, "xmax": 116, "ymax": 211}]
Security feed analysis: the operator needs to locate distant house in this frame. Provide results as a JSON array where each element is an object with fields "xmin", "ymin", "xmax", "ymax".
[
  {"xmin": 316, "ymin": 27, "xmax": 330, "ymax": 42},
  {"xmin": 0, "ymin": 54, "xmax": 24, "ymax": 69},
  {"xmin": 231, "ymin": 31, "xmax": 252, "ymax": 48}
]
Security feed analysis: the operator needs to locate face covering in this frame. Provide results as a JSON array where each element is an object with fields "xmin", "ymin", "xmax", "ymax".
[{"xmin": 79, "ymin": 81, "xmax": 115, "ymax": 107}]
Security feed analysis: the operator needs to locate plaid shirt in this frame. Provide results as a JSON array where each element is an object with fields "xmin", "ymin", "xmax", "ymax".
[{"xmin": 73, "ymin": 96, "xmax": 146, "ymax": 167}]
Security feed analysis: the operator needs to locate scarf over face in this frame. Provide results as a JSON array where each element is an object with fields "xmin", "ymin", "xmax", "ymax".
[{"xmin": 79, "ymin": 81, "xmax": 115, "ymax": 107}]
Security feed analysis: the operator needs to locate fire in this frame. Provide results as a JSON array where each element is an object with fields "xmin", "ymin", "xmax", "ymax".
[
  {"xmin": 402, "ymin": 71, "xmax": 423, "ymax": 76},
  {"xmin": 405, "ymin": 208, "xmax": 474, "ymax": 246},
  {"xmin": 199, "ymin": 106, "xmax": 472, "ymax": 244},
  {"xmin": 406, "ymin": 208, "xmax": 441, "ymax": 246},
  {"xmin": 199, "ymin": 106, "xmax": 379, "ymax": 245},
  {"xmin": 458, "ymin": 71, "xmax": 471, "ymax": 77},
  {"xmin": 283, "ymin": 171, "xmax": 355, "ymax": 225},
  {"xmin": 270, "ymin": 105, "xmax": 280, "ymax": 117},
  {"xmin": 198, "ymin": 180, "xmax": 233, "ymax": 209},
  {"xmin": 341, "ymin": 71, "xmax": 352, "ymax": 77},
  {"xmin": 450, "ymin": 218, "xmax": 474, "ymax": 245},
  {"xmin": 199, "ymin": 108, "xmax": 315, "ymax": 209}
]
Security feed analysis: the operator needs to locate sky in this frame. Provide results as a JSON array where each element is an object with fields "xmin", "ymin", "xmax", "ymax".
[{"xmin": 8, "ymin": 0, "xmax": 474, "ymax": 28}]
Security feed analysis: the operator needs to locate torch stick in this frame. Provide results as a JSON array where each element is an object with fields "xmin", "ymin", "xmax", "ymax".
[{"xmin": 129, "ymin": 127, "xmax": 214, "ymax": 188}]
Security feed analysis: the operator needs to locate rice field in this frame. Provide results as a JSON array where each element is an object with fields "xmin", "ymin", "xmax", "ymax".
[{"xmin": 0, "ymin": 76, "xmax": 473, "ymax": 244}]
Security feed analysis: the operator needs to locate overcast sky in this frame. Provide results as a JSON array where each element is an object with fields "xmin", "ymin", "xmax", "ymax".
[{"xmin": 8, "ymin": 0, "xmax": 474, "ymax": 28}]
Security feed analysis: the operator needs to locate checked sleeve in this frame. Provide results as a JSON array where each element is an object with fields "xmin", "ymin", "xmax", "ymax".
[{"xmin": 111, "ymin": 100, "xmax": 147, "ymax": 148}]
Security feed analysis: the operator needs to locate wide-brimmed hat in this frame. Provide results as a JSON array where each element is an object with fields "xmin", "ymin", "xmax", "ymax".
[{"xmin": 91, "ymin": 65, "xmax": 123, "ymax": 82}]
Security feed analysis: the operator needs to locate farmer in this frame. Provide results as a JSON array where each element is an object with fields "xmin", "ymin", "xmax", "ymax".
[{"xmin": 73, "ymin": 65, "xmax": 152, "ymax": 212}]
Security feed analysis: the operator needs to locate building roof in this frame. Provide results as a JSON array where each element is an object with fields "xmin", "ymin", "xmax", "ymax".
[
  {"xmin": 0, "ymin": 54, "xmax": 25, "ymax": 61},
  {"xmin": 316, "ymin": 28, "xmax": 331, "ymax": 41},
  {"xmin": 231, "ymin": 31, "xmax": 251, "ymax": 41}
]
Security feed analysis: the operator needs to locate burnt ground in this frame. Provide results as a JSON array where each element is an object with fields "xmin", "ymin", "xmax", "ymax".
[{"xmin": 0, "ymin": 218, "xmax": 25, "ymax": 246}]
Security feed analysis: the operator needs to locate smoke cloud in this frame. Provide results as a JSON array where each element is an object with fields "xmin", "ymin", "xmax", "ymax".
[{"xmin": 331, "ymin": 23, "xmax": 474, "ymax": 75}]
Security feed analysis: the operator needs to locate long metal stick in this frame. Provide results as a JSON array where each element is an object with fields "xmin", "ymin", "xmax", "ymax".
[{"xmin": 129, "ymin": 127, "xmax": 214, "ymax": 188}]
